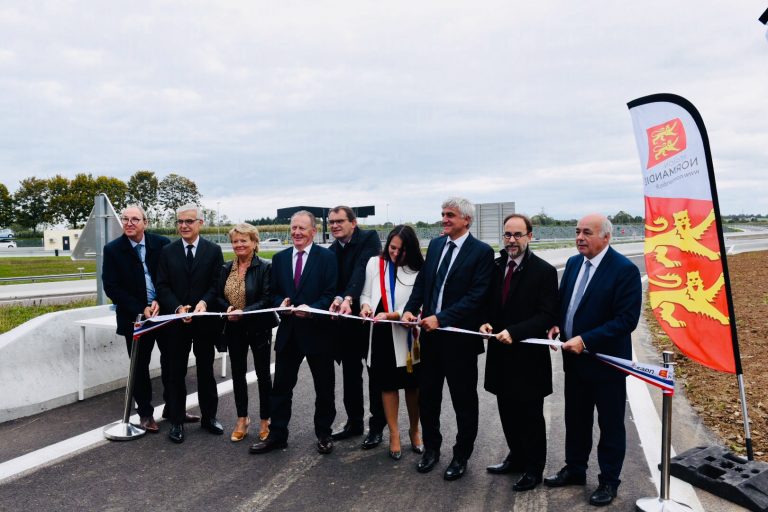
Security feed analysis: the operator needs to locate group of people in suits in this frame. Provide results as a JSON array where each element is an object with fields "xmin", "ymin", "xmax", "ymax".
[{"xmin": 103, "ymin": 197, "xmax": 641, "ymax": 508}]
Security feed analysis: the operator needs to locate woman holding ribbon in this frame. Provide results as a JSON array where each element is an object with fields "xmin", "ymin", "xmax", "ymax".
[
  {"xmin": 215, "ymin": 223, "xmax": 277, "ymax": 443},
  {"xmin": 359, "ymin": 225, "xmax": 424, "ymax": 460}
]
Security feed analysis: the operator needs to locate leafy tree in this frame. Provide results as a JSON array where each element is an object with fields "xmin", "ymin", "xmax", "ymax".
[
  {"xmin": 126, "ymin": 170, "xmax": 159, "ymax": 214},
  {"xmin": 60, "ymin": 173, "xmax": 99, "ymax": 228},
  {"xmin": 95, "ymin": 176, "xmax": 128, "ymax": 212},
  {"xmin": 47, "ymin": 174, "xmax": 71, "ymax": 225},
  {"xmin": 609, "ymin": 210, "xmax": 635, "ymax": 224},
  {"xmin": 158, "ymin": 173, "xmax": 201, "ymax": 215},
  {"xmin": 0, "ymin": 183, "xmax": 13, "ymax": 227},
  {"xmin": 13, "ymin": 177, "xmax": 53, "ymax": 233},
  {"xmin": 531, "ymin": 213, "xmax": 556, "ymax": 226}
]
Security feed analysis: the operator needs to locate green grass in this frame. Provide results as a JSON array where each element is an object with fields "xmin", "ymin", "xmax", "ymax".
[
  {"xmin": 0, "ymin": 257, "xmax": 97, "ymax": 282},
  {"xmin": 0, "ymin": 299, "xmax": 97, "ymax": 334}
]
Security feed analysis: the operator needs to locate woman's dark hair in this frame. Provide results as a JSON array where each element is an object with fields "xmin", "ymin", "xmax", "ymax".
[{"xmin": 382, "ymin": 225, "xmax": 424, "ymax": 271}]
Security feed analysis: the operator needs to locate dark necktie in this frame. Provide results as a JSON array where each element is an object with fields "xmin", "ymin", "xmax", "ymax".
[
  {"xmin": 294, "ymin": 250, "xmax": 305, "ymax": 289},
  {"xmin": 186, "ymin": 244, "xmax": 194, "ymax": 269},
  {"xmin": 502, "ymin": 260, "xmax": 517, "ymax": 305},
  {"xmin": 565, "ymin": 260, "xmax": 592, "ymax": 338},
  {"xmin": 430, "ymin": 240, "xmax": 456, "ymax": 313}
]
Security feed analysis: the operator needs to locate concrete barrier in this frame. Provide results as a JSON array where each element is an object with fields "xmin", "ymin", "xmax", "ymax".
[{"xmin": 0, "ymin": 305, "xmax": 217, "ymax": 422}]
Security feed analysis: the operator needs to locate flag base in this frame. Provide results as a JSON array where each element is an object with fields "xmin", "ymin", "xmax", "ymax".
[
  {"xmin": 670, "ymin": 446, "xmax": 768, "ymax": 511},
  {"xmin": 635, "ymin": 497, "xmax": 693, "ymax": 511},
  {"xmin": 103, "ymin": 420, "xmax": 146, "ymax": 441}
]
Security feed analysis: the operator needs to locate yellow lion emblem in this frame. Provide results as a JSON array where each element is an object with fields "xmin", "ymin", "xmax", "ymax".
[
  {"xmin": 644, "ymin": 209, "xmax": 719, "ymax": 268},
  {"xmin": 648, "ymin": 270, "xmax": 729, "ymax": 328}
]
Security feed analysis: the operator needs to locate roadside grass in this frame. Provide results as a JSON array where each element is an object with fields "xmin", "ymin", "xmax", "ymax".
[{"xmin": 0, "ymin": 299, "xmax": 97, "ymax": 334}]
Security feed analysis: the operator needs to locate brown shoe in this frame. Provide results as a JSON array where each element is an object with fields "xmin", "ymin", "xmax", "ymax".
[
  {"xmin": 259, "ymin": 419, "xmax": 270, "ymax": 441},
  {"xmin": 184, "ymin": 412, "xmax": 201, "ymax": 423},
  {"xmin": 231, "ymin": 417, "xmax": 250, "ymax": 442},
  {"xmin": 139, "ymin": 416, "xmax": 159, "ymax": 433}
]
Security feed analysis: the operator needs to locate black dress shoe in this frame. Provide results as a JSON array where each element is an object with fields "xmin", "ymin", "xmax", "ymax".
[
  {"xmin": 513, "ymin": 472, "xmax": 543, "ymax": 492},
  {"xmin": 201, "ymin": 417, "xmax": 224, "ymax": 435},
  {"xmin": 361, "ymin": 430, "xmax": 383, "ymax": 450},
  {"xmin": 249, "ymin": 436, "xmax": 287, "ymax": 454},
  {"xmin": 486, "ymin": 458, "xmax": 524, "ymax": 474},
  {"xmin": 443, "ymin": 457, "xmax": 467, "ymax": 481},
  {"xmin": 184, "ymin": 412, "xmax": 201, "ymax": 423},
  {"xmin": 543, "ymin": 467, "xmax": 587, "ymax": 487},
  {"xmin": 317, "ymin": 437, "xmax": 334, "ymax": 454},
  {"xmin": 168, "ymin": 423, "xmax": 184, "ymax": 444},
  {"xmin": 589, "ymin": 483, "xmax": 618, "ymax": 506},
  {"xmin": 331, "ymin": 423, "xmax": 364, "ymax": 440},
  {"xmin": 389, "ymin": 449, "xmax": 402, "ymax": 460},
  {"xmin": 416, "ymin": 449, "xmax": 439, "ymax": 473}
]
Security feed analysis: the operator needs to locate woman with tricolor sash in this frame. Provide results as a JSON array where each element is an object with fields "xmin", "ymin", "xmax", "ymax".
[{"xmin": 360, "ymin": 225, "xmax": 424, "ymax": 460}]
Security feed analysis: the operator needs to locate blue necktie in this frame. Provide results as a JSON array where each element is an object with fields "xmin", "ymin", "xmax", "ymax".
[
  {"xmin": 430, "ymin": 240, "xmax": 456, "ymax": 314},
  {"xmin": 135, "ymin": 243, "xmax": 156, "ymax": 303},
  {"xmin": 564, "ymin": 260, "xmax": 591, "ymax": 339}
]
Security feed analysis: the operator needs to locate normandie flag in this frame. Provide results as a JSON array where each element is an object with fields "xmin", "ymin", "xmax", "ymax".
[{"xmin": 628, "ymin": 94, "xmax": 738, "ymax": 373}]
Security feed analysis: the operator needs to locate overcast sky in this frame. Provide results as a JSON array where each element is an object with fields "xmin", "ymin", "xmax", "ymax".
[{"xmin": 1, "ymin": 1, "xmax": 766, "ymax": 224}]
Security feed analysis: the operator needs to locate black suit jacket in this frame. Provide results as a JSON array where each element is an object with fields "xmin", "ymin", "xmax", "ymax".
[
  {"xmin": 484, "ymin": 248, "xmax": 558, "ymax": 397},
  {"xmin": 103, "ymin": 232, "xmax": 171, "ymax": 336},
  {"xmin": 404, "ymin": 233, "xmax": 494, "ymax": 354},
  {"xmin": 559, "ymin": 246, "xmax": 642, "ymax": 382},
  {"xmin": 270, "ymin": 244, "xmax": 338, "ymax": 354},
  {"xmin": 328, "ymin": 227, "xmax": 381, "ymax": 311},
  {"xmin": 156, "ymin": 237, "xmax": 224, "ymax": 316},
  {"xmin": 214, "ymin": 255, "xmax": 278, "ymax": 335}
]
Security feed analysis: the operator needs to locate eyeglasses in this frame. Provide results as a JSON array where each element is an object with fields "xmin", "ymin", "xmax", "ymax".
[
  {"xmin": 328, "ymin": 218, "xmax": 349, "ymax": 225},
  {"xmin": 120, "ymin": 216, "xmax": 144, "ymax": 225},
  {"xmin": 176, "ymin": 219, "xmax": 200, "ymax": 226},
  {"xmin": 502, "ymin": 231, "xmax": 530, "ymax": 240}
]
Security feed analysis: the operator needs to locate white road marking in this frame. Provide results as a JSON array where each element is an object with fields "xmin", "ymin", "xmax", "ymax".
[{"xmin": 0, "ymin": 363, "xmax": 275, "ymax": 484}]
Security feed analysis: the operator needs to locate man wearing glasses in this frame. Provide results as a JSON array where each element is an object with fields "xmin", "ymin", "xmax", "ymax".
[
  {"xmin": 156, "ymin": 203, "xmax": 224, "ymax": 443},
  {"xmin": 480, "ymin": 214, "xmax": 558, "ymax": 492},
  {"xmin": 326, "ymin": 206, "xmax": 385, "ymax": 449},
  {"xmin": 103, "ymin": 205, "xmax": 171, "ymax": 433}
]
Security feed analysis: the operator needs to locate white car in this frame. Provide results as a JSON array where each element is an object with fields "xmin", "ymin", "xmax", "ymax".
[{"xmin": 1, "ymin": 239, "xmax": 16, "ymax": 248}]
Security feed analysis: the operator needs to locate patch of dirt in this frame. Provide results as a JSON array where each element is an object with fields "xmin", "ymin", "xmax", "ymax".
[{"xmin": 647, "ymin": 251, "xmax": 768, "ymax": 460}]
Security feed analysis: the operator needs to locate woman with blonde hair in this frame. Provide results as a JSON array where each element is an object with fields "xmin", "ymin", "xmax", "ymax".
[{"xmin": 215, "ymin": 223, "xmax": 277, "ymax": 443}]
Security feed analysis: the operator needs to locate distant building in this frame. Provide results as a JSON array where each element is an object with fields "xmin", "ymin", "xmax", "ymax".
[{"xmin": 44, "ymin": 229, "xmax": 83, "ymax": 252}]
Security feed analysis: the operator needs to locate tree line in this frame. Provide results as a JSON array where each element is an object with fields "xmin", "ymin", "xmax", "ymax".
[{"xmin": 0, "ymin": 171, "xmax": 203, "ymax": 234}]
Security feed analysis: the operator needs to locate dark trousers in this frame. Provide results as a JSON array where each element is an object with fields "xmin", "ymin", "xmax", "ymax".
[
  {"xmin": 269, "ymin": 337, "xmax": 336, "ymax": 442},
  {"xmin": 497, "ymin": 394, "xmax": 546, "ymax": 476},
  {"xmin": 338, "ymin": 340, "xmax": 386, "ymax": 433},
  {"xmin": 123, "ymin": 332, "xmax": 169, "ymax": 418},
  {"xmin": 418, "ymin": 332, "xmax": 479, "ymax": 461},
  {"xmin": 564, "ymin": 371, "xmax": 627, "ymax": 486},
  {"xmin": 167, "ymin": 322, "xmax": 218, "ymax": 424},
  {"xmin": 229, "ymin": 331, "xmax": 272, "ymax": 419}
]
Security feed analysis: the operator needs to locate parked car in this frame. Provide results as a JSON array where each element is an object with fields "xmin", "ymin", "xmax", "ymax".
[{"xmin": 1, "ymin": 239, "xmax": 17, "ymax": 248}]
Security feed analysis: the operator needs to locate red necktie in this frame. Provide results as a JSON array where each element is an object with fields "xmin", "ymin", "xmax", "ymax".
[{"xmin": 502, "ymin": 260, "xmax": 517, "ymax": 305}]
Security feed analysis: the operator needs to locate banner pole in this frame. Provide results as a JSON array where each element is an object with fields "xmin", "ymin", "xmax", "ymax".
[
  {"xmin": 636, "ymin": 351, "xmax": 692, "ymax": 512},
  {"xmin": 103, "ymin": 315, "xmax": 146, "ymax": 441}
]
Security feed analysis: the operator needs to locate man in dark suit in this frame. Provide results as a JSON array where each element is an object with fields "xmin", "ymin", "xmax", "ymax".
[
  {"xmin": 543, "ymin": 213, "xmax": 642, "ymax": 507},
  {"xmin": 326, "ymin": 205, "xmax": 385, "ymax": 448},
  {"xmin": 102, "ymin": 205, "xmax": 171, "ymax": 433},
  {"xmin": 156, "ymin": 203, "xmax": 224, "ymax": 444},
  {"xmin": 250, "ymin": 210, "xmax": 339, "ymax": 455},
  {"xmin": 480, "ymin": 213, "xmax": 558, "ymax": 492},
  {"xmin": 402, "ymin": 197, "xmax": 494, "ymax": 481}
]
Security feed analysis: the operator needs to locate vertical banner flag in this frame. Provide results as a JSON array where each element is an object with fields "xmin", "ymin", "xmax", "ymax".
[{"xmin": 627, "ymin": 94, "xmax": 740, "ymax": 374}]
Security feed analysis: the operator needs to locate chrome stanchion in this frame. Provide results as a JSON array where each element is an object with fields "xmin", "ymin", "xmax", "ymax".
[
  {"xmin": 636, "ymin": 351, "xmax": 692, "ymax": 511},
  {"xmin": 104, "ymin": 315, "xmax": 146, "ymax": 441}
]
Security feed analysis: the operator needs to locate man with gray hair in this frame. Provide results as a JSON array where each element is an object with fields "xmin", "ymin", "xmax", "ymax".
[
  {"xmin": 156, "ymin": 203, "xmax": 225, "ymax": 444},
  {"xmin": 544, "ymin": 213, "xmax": 641, "ymax": 507},
  {"xmin": 402, "ymin": 197, "xmax": 495, "ymax": 481},
  {"xmin": 103, "ymin": 204, "xmax": 170, "ymax": 433}
]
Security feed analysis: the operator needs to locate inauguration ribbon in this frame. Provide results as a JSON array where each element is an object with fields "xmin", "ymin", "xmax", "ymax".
[{"xmin": 133, "ymin": 306, "xmax": 674, "ymax": 394}]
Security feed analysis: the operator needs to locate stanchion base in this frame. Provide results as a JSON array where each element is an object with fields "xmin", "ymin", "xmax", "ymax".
[
  {"xmin": 103, "ymin": 421, "xmax": 146, "ymax": 441},
  {"xmin": 636, "ymin": 497, "xmax": 693, "ymax": 511}
]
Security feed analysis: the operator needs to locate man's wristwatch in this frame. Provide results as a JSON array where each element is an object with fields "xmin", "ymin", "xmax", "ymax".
[
  {"xmin": 344, "ymin": 296, "xmax": 353, "ymax": 305},
  {"xmin": 334, "ymin": 296, "xmax": 344, "ymax": 305}
]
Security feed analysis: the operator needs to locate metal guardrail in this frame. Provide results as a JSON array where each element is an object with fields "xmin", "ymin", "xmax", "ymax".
[{"xmin": 0, "ymin": 270, "xmax": 95, "ymax": 283}]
